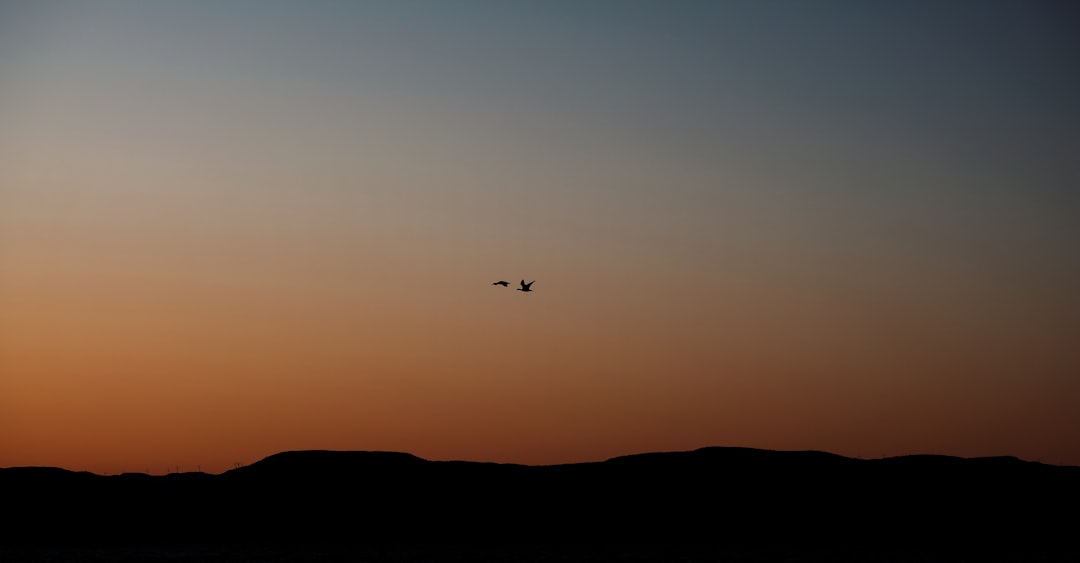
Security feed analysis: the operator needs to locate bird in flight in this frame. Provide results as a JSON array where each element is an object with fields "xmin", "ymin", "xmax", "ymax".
[
  {"xmin": 516, "ymin": 280, "xmax": 535, "ymax": 292},
  {"xmin": 492, "ymin": 280, "xmax": 510, "ymax": 287}
]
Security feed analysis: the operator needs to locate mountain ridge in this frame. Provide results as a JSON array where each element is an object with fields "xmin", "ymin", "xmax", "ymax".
[
  {"xmin": 5, "ymin": 445, "xmax": 1073, "ymax": 476},
  {"xmin": 3, "ymin": 445, "xmax": 1078, "ymax": 551}
]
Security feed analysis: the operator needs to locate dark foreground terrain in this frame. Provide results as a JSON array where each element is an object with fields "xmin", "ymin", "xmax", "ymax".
[{"xmin": 3, "ymin": 447, "xmax": 1079, "ymax": 561}]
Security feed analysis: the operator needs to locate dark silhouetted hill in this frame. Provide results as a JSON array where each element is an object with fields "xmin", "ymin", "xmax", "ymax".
[{"xmin": 3, "ymin": 447, "xmax": 1078, "ymax": 556}]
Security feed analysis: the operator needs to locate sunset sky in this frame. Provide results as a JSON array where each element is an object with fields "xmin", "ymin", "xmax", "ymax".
[{"xmin": 2, "ymin": 1, "xmax": 1079, "ymax": 475}]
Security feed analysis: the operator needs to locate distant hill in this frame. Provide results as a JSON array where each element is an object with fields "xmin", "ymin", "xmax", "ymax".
[{"xmin": 3, "ymin": 446, "xmax": 1078, "ymax": 556}]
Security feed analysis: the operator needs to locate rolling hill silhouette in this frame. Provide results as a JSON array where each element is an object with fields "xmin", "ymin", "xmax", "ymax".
[{"xmin": 3, "ymin": 447, "xmax": 1078, "ymax": 559}]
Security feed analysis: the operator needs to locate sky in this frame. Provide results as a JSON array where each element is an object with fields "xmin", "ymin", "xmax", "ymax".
[{"xmin": 2, "ymin": 0, "xmax": 1079, "ymax": 475}]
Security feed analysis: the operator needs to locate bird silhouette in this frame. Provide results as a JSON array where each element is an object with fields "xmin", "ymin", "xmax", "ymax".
[
  {"xmin": 492, "ymin": 280, "xmax": 510, "ymax": 287},
  {"xmin": 516, "ymin": 280, "xmax": 535, "ymax": 292}
]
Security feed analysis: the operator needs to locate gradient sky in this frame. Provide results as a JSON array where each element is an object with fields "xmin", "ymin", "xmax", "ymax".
[{"xmin": 2, "ymin": 0, "xmax": 1079, "ymax": 475}]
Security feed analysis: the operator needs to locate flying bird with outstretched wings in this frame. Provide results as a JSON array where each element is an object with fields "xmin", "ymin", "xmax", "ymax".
[{"xmin": 516, "ymin": 280, "xmax": 534, "ymax": 292}]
